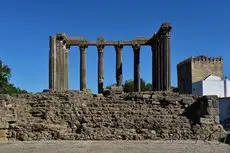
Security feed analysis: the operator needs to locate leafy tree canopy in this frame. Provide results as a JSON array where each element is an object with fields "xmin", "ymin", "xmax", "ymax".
[
  {"xmin": 107, "ymin": 78, "xmax": 152, "ymax": 92},
  {"xmin": 0, "ymin": 60, "xmax": 27, "ymax": 94}
]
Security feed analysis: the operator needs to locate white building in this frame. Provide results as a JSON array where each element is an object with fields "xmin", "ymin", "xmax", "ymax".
[
  {"xmin": 192, "ymin": 75, "xmax": 230, "ymax": 125},
  {"xmin": 192, "ymin": 75, "xmax": 230, "ymax": 97}
]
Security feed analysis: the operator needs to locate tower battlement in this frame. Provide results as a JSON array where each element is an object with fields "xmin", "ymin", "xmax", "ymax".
[
  {"xmin": 178, "ymin": 55, "xmax": 223, "ymax": 67},
  {"xmin": 192, "ymin": 55, "xmax": 222, "ymax": 63}
]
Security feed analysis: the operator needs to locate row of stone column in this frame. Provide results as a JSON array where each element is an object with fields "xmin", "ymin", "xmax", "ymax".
[
  {"xmin": 77, "ymin": 43, "xmax": 144, "ymax": 93},
  {"xmin": 49, "ymin": 25, "xmax": 171, "ymax": 92},
  {"xmin": 152, "ymin": 30, "xmax": 171, "ymax": 91},
  {"xmin": 50, "ymin": 40, "xmax": 169, "ymax": 93}
]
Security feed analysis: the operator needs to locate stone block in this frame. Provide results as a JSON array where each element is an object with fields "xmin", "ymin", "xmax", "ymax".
[
  {"xmin": 103, "ymin": 86, "xmax": 123, "ymax": 96},
  {"xmin": 0, "ymin": 94, "xmax": 10, "ymax": 101},
  {"xmin": 0, "ymin": 130, "xmax": 7, "ymax": 139},
  {"xmin": 182, "ymin": 97, "xmax": 194, "ymax": 105},
  {"xmin": 214, "ymin": 115, "xmax": 220, "ymax": 124},
  {"xmin": 206, "ymin": 108, "xmax": 218, "ymax": 116},
  {"xmin": 0, "ymin": 122, "xmax": 9, "ymax": 129},
  {"xmin": 1, "ymin": 115, "xmax": 17, "ymax": 122},
  {"xmin": 207, "ymin": 100, "xmax": 213, "ymax": 107},
  {"xmin": 0, "ymin": 108, "xmax": 6, "ymax": 115},
  {"xmin": 142, "ymin": 94, "xmax": 151, "ymax": 99},
  {"xmin": 151, "ymin": 94, "xmax": 158, "ymax": 99},
  {"xmin": 200, "ymin": 117, "xmax": 214, "ymax": 124},
  {"xmin": 110, "ymin": 86, "xmax": 123, "ymax": 92},
  {"xmin": 103, "ymin": 89, "xmax": 111, "ymax": 96},
  {"xmin": 213, "ymin": 100, "xmax": 219, "ymax": 108},
  {"xmin": 214, "ymin": 108, "xmax": 219, "ymax": 115}
]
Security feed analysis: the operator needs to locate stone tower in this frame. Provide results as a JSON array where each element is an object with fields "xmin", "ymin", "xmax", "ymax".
[{"xmin": 177, "ymin": 56, "xmax": 223, "ymax": 94}]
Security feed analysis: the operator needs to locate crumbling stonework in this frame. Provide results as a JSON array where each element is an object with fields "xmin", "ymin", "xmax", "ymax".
[
  {"xmin": 0, "ymin": 91, "xmax": 225, "ymax": 141},
  {"xmin": 0, "ymin": 95, "xmax": 17, "ymax": 140}
]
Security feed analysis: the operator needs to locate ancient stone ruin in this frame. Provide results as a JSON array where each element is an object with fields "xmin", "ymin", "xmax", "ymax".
[
  {"xmin": 49, "ymin": 23, "xmax": 171, "ymax": 93},
  {"xmin": 0, "ymin": 96, "xmax": 17, "ymax": 140},
  {"xmin": 1, "ymin": 23, "xmax": 229, "ymax": 143},
  {"xmin": 1, "ymin": 91, "xmax": 227, "ymax": 141}
]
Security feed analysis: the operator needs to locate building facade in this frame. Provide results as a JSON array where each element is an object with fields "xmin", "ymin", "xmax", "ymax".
[
  {"xmin": 192, "ymin": 75, "xmax": 230, "ymax": 97},
  {"xmin": 177, "ymin": 56, "xmax": 223, "ymax": 94}
]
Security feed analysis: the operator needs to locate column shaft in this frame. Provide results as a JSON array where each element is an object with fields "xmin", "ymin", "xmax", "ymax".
[
  {"xmin": 133, "ymin": 44, "xmax": 141, "ymax": 92},
  {"xmin": 151, "ymin": 45, "xmax": 156, "ymax": 91},
  {"xmin": 56, "ymin": 40, "xmax": 61, "ymax": 90},
  {"xmin": 80, "ymin": 45, "xmax": 87, "ymax": 91},
  {"xmin": 115, "ymin": 45, "xmax": 123, "ymax": 86},
  {"xmin": 163, "ymin": 35, "xmax": 167, "ymax": 90},
  {"xmin": 97, "ymin": 45, "xmax": 104, "ymax": 93},
  {"xmin": 157, "ymin": 40, "xmax": 161, "ymax": 90},
  {"xmin": 163, "ymin": 33, "xmax": 171, "ymax": 90},
  {"xmin": 155, "ymin": 44, "xmax": 158, "ymax": 91},
  {"xmin": 63, "ymin": 46, "xmax": 69, "ymax": 90},
  {"xmin": 65, "ymin": 49, "xmax": 69, "ymax": 90},
  {"xmin": 49, "ymin": 36, "xmax": 56, "ymax": 90},
  {"xmin": 60, "ymin": 46, "xmax": 64, "ymax": 90},
  {"xmin": 160, "ymin": 36, "xmax": 164, "ymax": 90}
]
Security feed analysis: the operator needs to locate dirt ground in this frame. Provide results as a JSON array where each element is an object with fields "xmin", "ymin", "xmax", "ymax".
[{"xmin": 0, "ymin": 140, "xmax": 229, "ymax": 153}]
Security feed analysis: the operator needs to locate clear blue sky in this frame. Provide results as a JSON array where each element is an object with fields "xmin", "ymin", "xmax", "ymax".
[{"xmin": 0, "ymin": 0, "xmax": 229, "ymax": 93}]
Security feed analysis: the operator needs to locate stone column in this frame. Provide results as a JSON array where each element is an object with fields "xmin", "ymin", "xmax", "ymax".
[
  {"xmin": 60, "ymin": 41, "xmax": 68, "ymax": 90},
  {"xmin": 79, "ymin": 45, "xmax": 87, "ymax": 91},
  {"xmin": 162, "ymin": 27, "xmax": 171, "ymax": 90},
  {"xmin": 63, "ymin": 44, "xmax": 69, "ymax": 90},
  {"xmin": 151, "ymin": 45, "xmax": 156, "ymax": 91},
  {"xmin": 97, "ymin": 45, "xmax": 105, "ymax": 93},
  {"xmin": 132, "ymin": 44, "xmax": 141, "ymax": 92},
  {"xmin": 49, "ymin": 36, "xmax": 56, "ymax": 90},
  {"xmin": 55, "ymin": 38, "xmax": 61, "ymax": 90},
  {"xmin": 115, "ymin": 44, "xmax": 123, "ymax": 86},
  {"xmin": 157, "ymin": 39, "xmax": 161, "ymax": 91},
  {"xmin": 160, "ymin": 36, "xmax": 164, "ymax": 90}
]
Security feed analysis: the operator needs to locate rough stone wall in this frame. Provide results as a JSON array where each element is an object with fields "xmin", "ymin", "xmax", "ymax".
[
  {"xmin": 0, "ymin": 91, "xmax": 222, "ymax": 141},
  {"xmin": 0, "ymin": 95, "xmax": 17, "ymax": 140}
]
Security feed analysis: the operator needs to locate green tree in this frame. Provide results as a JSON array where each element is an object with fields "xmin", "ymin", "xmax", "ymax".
[
  {"xmin": 123, "ymin": 79, "xmax": 134, "ymax": 92},
  {"xmin": 122, "ymin": 78, "xmax": 152, "ymax": 92},
  {"xmin": 0, "ymin": 60, "xmax": 27, "ymax": 94}
]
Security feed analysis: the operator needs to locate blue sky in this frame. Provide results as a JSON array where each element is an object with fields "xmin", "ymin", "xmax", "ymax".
[{"xmin": 0, "ymin": 0, "xmax": 229, "ymax": 93}]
